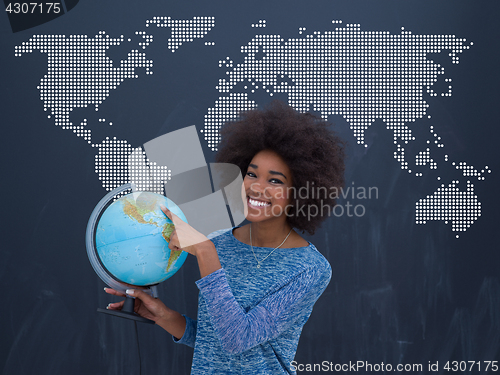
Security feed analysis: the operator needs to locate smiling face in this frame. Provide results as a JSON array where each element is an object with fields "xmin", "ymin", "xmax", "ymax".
[{"xmin": 243, "ymin": 149, "xmax": 294, "ymax": 224}]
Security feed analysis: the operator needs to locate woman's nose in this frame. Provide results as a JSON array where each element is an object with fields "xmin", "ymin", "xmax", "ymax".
[
  {"xmin": 250, "ymin": 182, "xmax": 271, "ymax": 199},
  {"xmin": 249, "ymin": 181, "xmax": 263, "ymax": 194}
]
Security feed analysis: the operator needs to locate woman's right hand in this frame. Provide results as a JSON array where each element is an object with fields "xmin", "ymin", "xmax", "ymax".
[
  {"xmin": 104, "ymin": 288, "xmax": 187, "ymax": 338},
  {"xmin": 105, "ymin": 287, "xmax": 169, "ymax": 323}
]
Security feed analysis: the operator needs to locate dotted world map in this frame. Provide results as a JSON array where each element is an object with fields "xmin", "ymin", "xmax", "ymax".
[{"xmin": 15, "ymin": 17, "xmax": 491, "ymax": 237}]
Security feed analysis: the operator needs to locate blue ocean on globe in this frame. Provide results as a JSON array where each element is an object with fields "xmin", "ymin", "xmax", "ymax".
[{"xmin": 95, "ymin": 192, "xmax": 188, "ymax": 286}]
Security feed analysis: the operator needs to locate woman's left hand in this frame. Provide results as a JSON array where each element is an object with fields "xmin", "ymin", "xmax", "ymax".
[{"xmin": 160, "ymin": 204, "xmax": 211, "ymax": 256}]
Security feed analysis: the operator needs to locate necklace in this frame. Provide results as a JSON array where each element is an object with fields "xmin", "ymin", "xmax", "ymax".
[{"xmin": 249, "ymin": 225, "xmax": 293, "ymax": 268}]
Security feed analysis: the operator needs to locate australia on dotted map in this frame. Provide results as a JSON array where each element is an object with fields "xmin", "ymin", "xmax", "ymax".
[{"xmin": 15, "ymin": 18, "xmax": 491, "ymax": 237}]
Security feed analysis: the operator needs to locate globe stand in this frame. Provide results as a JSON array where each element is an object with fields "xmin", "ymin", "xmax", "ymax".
[{"xmin": 97, "ymin": 296, "xmax": 155, "ymax": 324}]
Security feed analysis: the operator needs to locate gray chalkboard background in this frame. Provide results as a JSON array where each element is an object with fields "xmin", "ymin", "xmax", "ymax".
[{"xmin": 1, "ymin": 1, "xmax": 499, "ymax": 374}]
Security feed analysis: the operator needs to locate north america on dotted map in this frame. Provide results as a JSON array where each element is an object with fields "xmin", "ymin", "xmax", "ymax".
[{"xmin": 15, "ymin": 17, "xmax": 491, "ymax": 238}]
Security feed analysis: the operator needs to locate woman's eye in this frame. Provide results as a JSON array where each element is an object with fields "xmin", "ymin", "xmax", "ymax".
[
  {"xmin": 270, "ymin": 178, "xmax": 283, "ymax": 184},
  {"xmin": 246, "ymin": 172, "xmax": 256, "ymax": 178}
]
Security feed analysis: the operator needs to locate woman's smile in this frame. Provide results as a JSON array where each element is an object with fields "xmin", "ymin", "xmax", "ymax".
[{"xmin": 247, "ymin": 196, "xmax": 272, "ymax": 209}]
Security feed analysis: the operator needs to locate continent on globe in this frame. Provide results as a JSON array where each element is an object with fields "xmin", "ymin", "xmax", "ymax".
[
  {"xmin": 122, "ymin": 195, "xmax": 183, "ymax": 270},
  {"xmin": 95, "ymin": 192, "xmax": 188, "ymax": 286}
]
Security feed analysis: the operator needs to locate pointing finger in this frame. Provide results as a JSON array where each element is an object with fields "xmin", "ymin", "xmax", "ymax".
[
  {"xmin": 160, "ymin": 204, "xmax": 185, "ymax": 227},
  {"xmin": 160, "ymin": 204, "xmax": 172, "ymax": 220}
]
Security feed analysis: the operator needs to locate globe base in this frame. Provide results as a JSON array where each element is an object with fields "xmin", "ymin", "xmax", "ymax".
[{"xmin": 98, "ymin": 296, "xmax": 155, "ymax": 324}]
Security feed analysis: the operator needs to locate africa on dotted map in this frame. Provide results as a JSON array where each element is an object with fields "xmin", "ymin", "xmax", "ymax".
[{"xmin": 15, "ymin": 17, "xmax": 491, "ymax": 238}]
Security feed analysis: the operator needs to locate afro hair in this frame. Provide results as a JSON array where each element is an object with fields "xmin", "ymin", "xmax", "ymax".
[{"xmin": 215, "ymin": 100, "xmax": 346, "ymax": 235}]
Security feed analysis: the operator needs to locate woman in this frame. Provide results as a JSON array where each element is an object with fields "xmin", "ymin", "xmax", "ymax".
[{"xmin": 106, "ymin": 100, "xmax": 345, "ymax": 374}]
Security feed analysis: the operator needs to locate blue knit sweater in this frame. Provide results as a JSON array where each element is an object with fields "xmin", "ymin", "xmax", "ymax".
[{"xmin": 174, "ymin": 228, "xmax": 332, "ymax": 374}]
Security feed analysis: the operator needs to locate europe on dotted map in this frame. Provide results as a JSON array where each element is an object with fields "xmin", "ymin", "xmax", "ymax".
[{"xmin": 15, "ymin": 17, "xmax": 491, "ymax": 238}]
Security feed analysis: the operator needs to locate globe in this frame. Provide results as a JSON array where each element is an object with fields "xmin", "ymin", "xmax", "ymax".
[
  {"xmin": 86, "ymin": 185, "xmax": 188, "ymax": 323},
  {"xmin": 94, "ymin": 190, "xmax": 188, "ymax": 286}
]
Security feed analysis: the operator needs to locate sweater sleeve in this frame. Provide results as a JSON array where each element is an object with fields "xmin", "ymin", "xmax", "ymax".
[
  {"xmin": 172, "ymin": 314, "xmax": 197, "ymax": 348},
  {"xmin": 195, "ymin": 263, "xmax": 331, "ymax": 355}
]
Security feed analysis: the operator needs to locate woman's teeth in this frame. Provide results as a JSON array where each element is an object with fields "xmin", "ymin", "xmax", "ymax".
[{"xmin": 248, "ymin": 197, "xmax": 271, "ymax": 207}]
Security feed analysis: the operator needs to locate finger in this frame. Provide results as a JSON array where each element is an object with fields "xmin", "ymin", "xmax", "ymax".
[
  {"xmin": 160, "ymin": 204, "xmax": 172, "ymax": 219},
  {"xmin": 160, "ymin": 204, "xmax": 184, "ymax": 226},
  {"xmin": 160, "ymin": 205, "xmax": 179, "ymax": 222},
  {"xmin": 107, "ymin": 300, "xmax": 125, "ymax": 310},
  {"xmin": 104, "ymin": 287, "xmax": 126, "ymax": 297},
  {"xmin": 126, "ymin": 289, "xmax": 156, "ymax": 305}
]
